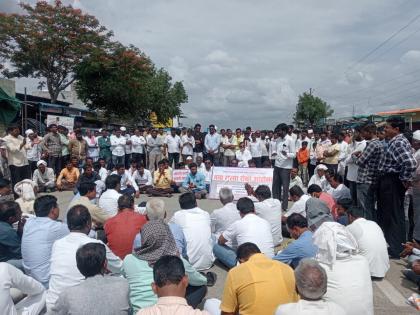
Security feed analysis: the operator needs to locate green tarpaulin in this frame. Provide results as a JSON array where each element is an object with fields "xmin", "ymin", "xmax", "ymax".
[{"xmin": 0, "ymin": 87, "xmax": 21, "ymax": 124}]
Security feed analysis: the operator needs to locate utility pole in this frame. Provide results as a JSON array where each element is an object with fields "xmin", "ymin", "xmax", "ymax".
[{"xmin": 309, "ymin": 88, "xmax": 313, "ymax": 95}]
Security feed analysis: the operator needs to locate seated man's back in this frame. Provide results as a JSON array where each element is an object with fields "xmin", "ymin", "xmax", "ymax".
[
  {"xmin": 221, "ymin": 243, "xmax": 298, "ymax": 315},
  {"xmin": 51, "ymin": 242, "xmax": 129, "ymax": 315},
  {"xmin": 22, "ymin": 196, "xmax": 69, "ymax": 287},
  {"xmin": 169, "ymin": 192, "xmax": 214, "ymax": 270}
]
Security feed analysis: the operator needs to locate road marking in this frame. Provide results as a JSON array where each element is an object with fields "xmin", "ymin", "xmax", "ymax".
[{"xmin": 374, "ymin": 279, "xmax": 408, "ymax": 307}]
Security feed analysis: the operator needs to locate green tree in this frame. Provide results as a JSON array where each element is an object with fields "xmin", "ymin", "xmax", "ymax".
[
  {"xmin": 293, "ymin": 92, "xmax": 333, "ymax": 126},
  {"xmin": 0, "ymin": 0, "xmax": 111, "ymax": 103},
  {"xmin": 75, "ymin": 43, "xmax": 187, "ymax": 124}
]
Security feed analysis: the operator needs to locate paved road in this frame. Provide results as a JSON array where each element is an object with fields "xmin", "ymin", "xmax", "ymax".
[{"xmin": 55, "ymin": 191, "xmax": 417, "ymax": 314}]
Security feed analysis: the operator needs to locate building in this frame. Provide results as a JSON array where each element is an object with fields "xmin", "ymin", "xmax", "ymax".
[{"xmin": 377, "ymin": 108, "xmax": 420, "ymax": 130}]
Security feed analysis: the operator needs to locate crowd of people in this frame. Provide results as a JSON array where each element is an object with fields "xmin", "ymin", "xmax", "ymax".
[{"xmin": 0, "ymin": 115, "xmax": 419, "ymax": 314}]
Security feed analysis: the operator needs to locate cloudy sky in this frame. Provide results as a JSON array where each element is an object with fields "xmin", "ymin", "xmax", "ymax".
[{"xmin": 2, "ymin": 0, "xmax": 420, "ymax": 129}]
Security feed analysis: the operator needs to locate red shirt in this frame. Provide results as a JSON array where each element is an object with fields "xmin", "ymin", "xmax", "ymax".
[{"xmin": 104, "ymin": 210, "xmax": 147, "ymax": 259}]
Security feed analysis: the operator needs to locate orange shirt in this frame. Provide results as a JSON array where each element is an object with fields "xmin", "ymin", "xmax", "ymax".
[{"xmin": 297, "ymin": 148, "xmax": 309, "ymax": 166}]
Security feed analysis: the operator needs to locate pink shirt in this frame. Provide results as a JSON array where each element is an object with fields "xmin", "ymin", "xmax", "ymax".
[
  {"xmin": 137, "ymin": 297, "xmax": 210, "ymax": 315},
  {"xmin": 319, "ymin": 192, "xmax": 337, "ymax": 218}
]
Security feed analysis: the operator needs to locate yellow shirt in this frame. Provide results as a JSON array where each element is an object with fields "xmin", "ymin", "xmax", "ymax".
[
  {"xmin": 56, "ymin": 167, "xmax": 80, "ymax": 185},
  {"xmin": 221, "ymin": 253, "xmax": 298, "ymax": 315},
  {"xmin": 323, "ymin": 143, "xmax": 340, "ymax": 164},
  {"xmin": 234, "ymin": 135, "xmax": 244, "ymax": 150},
  {"xmin": 153, "ymin": 169, "xmax": 172, "ymax": 189}
]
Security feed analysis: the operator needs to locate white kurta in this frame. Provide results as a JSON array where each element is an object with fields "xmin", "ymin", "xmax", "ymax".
[
  {"xmin": 346, "ymin": 218, "xmax": 390, "ymax": 278},
  {"xmin": 319, "ymin": 255, "xmax": 373, "ymax": 315}
]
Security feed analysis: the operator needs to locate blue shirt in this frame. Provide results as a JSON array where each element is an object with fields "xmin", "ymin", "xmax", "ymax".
[
  {"xmin": 0, "ymin": 221, "xmax": 21, "ymax": 261},
  {"xmin": 182, "ymin": 171, "xmax": 206, "ymax": 191},
  {"xmin": 132, "ymin": 223, "xmax": 188, "ymax": 259},
  {"xmin": 21, "ymin": 217, "xmax": 69, "ymax": 287},
  {"xmin": 273, "ymin": 230, "xmax": 317, "ymax": 268},
  {"xmin": 204, "ymin": 133, "xmax": 221, "ymax": 153}
]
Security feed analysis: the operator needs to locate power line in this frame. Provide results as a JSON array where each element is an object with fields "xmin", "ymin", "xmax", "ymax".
[{"xmin": 345, "ymin": 12, "xmax": 420, "ymax": 73}]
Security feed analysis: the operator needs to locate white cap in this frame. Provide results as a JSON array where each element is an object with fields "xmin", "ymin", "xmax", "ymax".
[
  {"xmin": 98, "ymin": 128, "xmax": 103, "ymax": 133},
  {"xmin": 317, "ymin": 164, "xmax": 328, "ymax": 171},
  {"xmin": 413, "ymin": 130, "xmax": 420, "ymax": 141},
  {"xmin": 308, "ymin": 129, "xmax": 314, "ymax": 134},
  {"xmin": 120, "ymin": 126, "xmax": 126, "ymax": 131},
  {"xmin": 186, "ymin": 156, "xmax": 193, "ymax": 160},
  {"xmin": 25, "ymin": 129, "xmax": 34, "ymax": 136},
  {"xmin": 37, "ymin": 160, "xmax": 47, "ymax": 167}
]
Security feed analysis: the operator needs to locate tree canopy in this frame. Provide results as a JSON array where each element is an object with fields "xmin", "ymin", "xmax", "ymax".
[
  {"xmin": 0, "ymin": 0, "xmax": 111, "ymax": 103},
  {"xmin": 75, "ymin": 43, "xmax": 187, "ymax": 124},
  {"xmin": 293, "ymin": 92, "xmax": 334, "ymax": 126}
]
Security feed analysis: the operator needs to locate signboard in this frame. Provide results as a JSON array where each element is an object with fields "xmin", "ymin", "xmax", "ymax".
[
  {"xmin": 46, "ymin": 115, "xmax": 74, "ymax": 131},
  {"xmin": 209, "ymin": 167, "xmax": 273, "ymax": 200},
  {"xmin": 172, "ymin": 169, "xmax": 190, "ymax": 184}
]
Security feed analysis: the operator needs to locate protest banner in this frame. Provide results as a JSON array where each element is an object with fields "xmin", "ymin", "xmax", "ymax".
[
  {"xmin": 46, "ymin": 115, "xmax": 75, "ymax": 131},
  {"xmin": 209, "ymin": 167, "xmax": 273, "ymax": 200},
  {"xmin": 172, "ymin": 169, "xmax": 190, "ymax": 184}
]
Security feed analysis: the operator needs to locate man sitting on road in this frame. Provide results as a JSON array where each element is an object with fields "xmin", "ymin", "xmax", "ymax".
[
  {"xmin": 214, "ymin": 197, "xmax": 274, "ymax": 269},
  {"xmin": 179, "ymin": 162, "xmax": 207, "ymax": 199},
  {"xmin": 32, "ymin": 160, "xmax": 55, "ymax": 193},
  {"xmin": 98, "ymin": 174, "xmax": 122, "ymax": 217},
  {"xmin": 56, "ymin": 160, "xmax": 79, "ymax": 191},
  {"xmin": 273, "ymin": 214, "xmax": 317, "ymax": 268},
  {"xmin": 210, "ymin": 187, "xmax": 241, "ymax": 244},
  {"xmin": 111, "ymin": 164, "xmax": 140, "ymax": 198},
  {"xmin": 147, "ymin": 160, "xmax": 174, "ymax": 198},
  {"xmin": 275, "ymin": 259, "xmax": 345, "ymax": 315}
]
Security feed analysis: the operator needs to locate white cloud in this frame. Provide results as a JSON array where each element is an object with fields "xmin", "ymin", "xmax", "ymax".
[{"xmin": 400, "ymin": 50, "xmax": 420, "ymax": 64}]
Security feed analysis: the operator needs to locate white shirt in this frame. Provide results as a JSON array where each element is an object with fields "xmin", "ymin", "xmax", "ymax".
[
  {"xmin": 202, "ymin": 168, "xmax": 212, "ymax": 184},
  {"xmin": 346, "ymin": 218, "xmax": 390, "ymax": 277},
  {"xmin": 133, "ymin": 169, "xmax": 153, "ymax": 186},
  {"xmin": 296, "ymin": 136, "xmax": 311, "ymax": 151},
  {"xmin": 164, "ymin": 135, "xmax": 182, "ymax": 154},
  {"xmin": 124, "ymin": 134, "xmax": 132, "ymax": 154},
  {"xmin": 235, "ymin": 149, "xmax": 252, "ymax": 167},
  {"xmin": 289, "ymin": 175, "xmax": 304, "ymax": 189},
  {"xmin": 111, "ymin": 170, "xmax": 139, "ymax": 192},
  {"xmin": 284, "ymin": 194, "xmax": 310, "ymax": 217},
  {"xmin": 275, "ymin": 135, "xmax": 296, "ymax": 169},
  {"xmin": 0, "ymin": 262, "xmax": 46, "ymax": 315},
  {"xmin": 249, "ymin": 140, "xmax": 262, "ymax": 158},
  {"xmin": 25, "ymin": 137, "xmax": 43, "ymax": 161},
  {"xmin": 3, "ymin": 134, "xmax": 29, "ymax": 167},
  {"xmin": 181, "ymin": 135, "xmax": 195, "ymax": 156},
  {"xmin": 260, "ymin": 137, "xmax": 269, "ymax": 156},
  {"xmin": 98, "ymin": 167, "xmax": 109, "ymax": 182},
  {"xmin": 331, "ymin": 184, "xmax": 351, "ymax": 201},
  {"xmin": 275, "ymin": 299, "xmax": 346, "ymax": 315},
  {"xmin": 84, "ymin": 136, "xmax": 99, "ymax": 158},
  {"xmin": 222, "ymin": 136, "xmax": 237, "ymax": 157},
  {"xmin": 110, "ymin": 135, "xmax": 126, "ymax": 156},
  {"xmin": 169, "ymin": 207, "xmax": 215, "ymax": 270},
  {"xmin": 98, "ymin": 189, "xmax": 122, "ymax": 216},
  {"xmin": 222, "ymin": 213, "xmax": 274, "ymax": 257},
  {"xmin": 254, "ymin": 198, "xmax": 283, "ymax": 245},
  {"xmin": 269, "ymin": 138, "xmax": 277, "ymax": 159},
  {"xmin": 345, "ymin": 140, "xmax": 366, "ymax": 182},
  {"xmin": 47, "ymin": 232, "xmax": 122, "ymax": 310},
  {"xmin": 319, "ymin": 255, "xmax": 373, "ymax": 315},
  {"xmin": 131, "ymin": 135, "xmax": 146, "ymax": 154},
  {"xmin": 210, "ymin": 202, "xmax": 241, "ymax": 245},
  {"xmin": 308, "ymin": 174, "xmax": 328, "ymax": 191}
]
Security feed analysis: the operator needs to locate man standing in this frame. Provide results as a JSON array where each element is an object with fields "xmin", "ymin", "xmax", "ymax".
[
  {"xmin": 164, "ymin": 128, "xmax": 182, "ymax": 168},
  {"xmin": 249, "ymin": 132, "xmax": 263, "ymax": 168},
  {"xmin": 68, "ymin": 130, "xmax": 88, "ymax": 169},
  {"xmin": 192, "ymin": 124, "xmax": 204, "ymax": 162},
  {"xmin": 323, "ymin": 134, "xmax": 340, "ymax": 173},
  {"xmin": 3, "ymin": 125, "xmax": 30, "ymax": 191},
  {"xmin": 131, "ymin": 128, "xmax": 146, "ymax": 167},
  {"xmin": 345, "ymin": 126, "xmax": 366, "ymax": 203},
  {"xmin": 42, "ymin": 124, "xmax": 62, "ymax": 175},
  {"xmin": 121, "ymin": 127, "xmax": 132, "ymax": 169},
  {"xmin": 272, "ymin": 123, "xmax": 296, "ymax": 211},
  {"xmin": 98, "ymin": 129, "xmax": 112, "ymax": 168},
  {"xmin": 353, "ymin": 123, "xmax": 383, "ymax": 220},
  {"xmin": 204, "ymin": 124, "xmax": 221, "ymax": 166},
  {"xmin": 57, "ymin": 126, "xmax": 69, "ymax": 168},
  {"xmin": 377, "ymin": 116, "xmax": 417, "ymax": 258},
  {"xmin": 147, "ymin": 129, "xmax": 163, "ymax": 173},
  {"xmin": 110, "ymin": 128, "xmax": 126, "ymax": 168},
  {"xmin": 222, "ymin": 129, "xmax": 237, "ymax": 167},
  {"xmin": 24, "ymin": 129, "xmax": 43, "ymax": 173}
]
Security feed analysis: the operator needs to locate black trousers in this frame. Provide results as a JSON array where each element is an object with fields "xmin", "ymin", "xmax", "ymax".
[
  {"xmin": 48, "ymin": 155, "xmax": 62, "ymax": 176},
  {"xmin": 272, "ymin": 167, "xmax": 291, "ymax": 210},
  {"xmin": 185, "ymin": 285, "xmax": 207, "ymax": 309},
  {"xmin": 9, "ymin": 165, "xmax": 31, "ymax": 198},
  {"xmin": 377, "ymin": 173, "xmax": 406, "ymax": 257},
  {"xmin": 308, "ymin": 163, "xmax": 316, "ymax": 178},
  {"xmin": 168, "ymin": 153, "xmax": 180, "ymax": 168},
  {"xmin": 253, "ymin": 157, "xmax": 262, "ymax": 168},
  {"xmin": 132, "ymin": 153, "xmax": 146, "ymax": 167}
]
